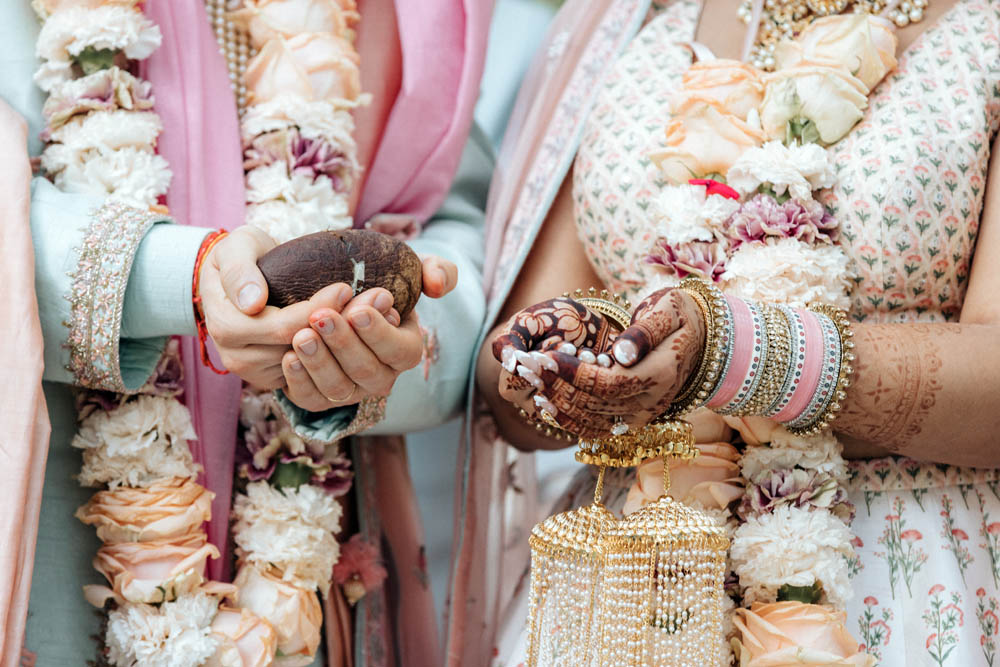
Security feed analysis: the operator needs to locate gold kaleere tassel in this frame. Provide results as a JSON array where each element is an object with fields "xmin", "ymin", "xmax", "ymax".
[
  {"xmin": 598, "ymin": 458, "xmax": 729, "ymax": 665},
  {"xmin": 526, "ymin": 467, "xmax": 616, "ymax": 667}
]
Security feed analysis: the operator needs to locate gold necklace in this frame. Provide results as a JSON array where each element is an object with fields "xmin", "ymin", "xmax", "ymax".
[{"xmin": 738, "ymin": 0, "xmax": 929, "ymax": 69}]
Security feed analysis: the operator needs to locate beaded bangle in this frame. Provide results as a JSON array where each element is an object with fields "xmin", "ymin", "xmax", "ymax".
[
  {"xmin": 664, "ymin": 280, "xmax": 855, "ymax": 434},
  {"xmin": 766, "ymin": 305, "xmax": 807, "ymax": 419},
  {"xmin": 715, "ymin": 301, "xmax": 769, "ymax": 416},
  {"xmin": 739, "ymin": 304, "xmax": 791, "ymax": 417}
]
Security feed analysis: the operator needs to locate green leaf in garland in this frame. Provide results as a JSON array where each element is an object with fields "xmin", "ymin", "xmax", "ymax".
[
  {"xmin": 271, "ymin": 461, "xmax": 314, "ymax": 490},
  {"xmin": 757, "ymin": 184, "xmax": 792, "ymax": 204},
  {"xmin": 785, "ymin": 117, "xmax": 822, "ymax": 147},
  {"xmin": 76, "ymin": 47, "xmax": 119, "ymax": 75},
  {"xmin": 777, "ymin": 582, "xmax": 823, "ymax": 604}
]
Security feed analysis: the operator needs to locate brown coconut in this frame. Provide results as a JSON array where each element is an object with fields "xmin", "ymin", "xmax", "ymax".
[{"xmin": 257, "ymin": 230, "xmax": 423, "ymax": 318}]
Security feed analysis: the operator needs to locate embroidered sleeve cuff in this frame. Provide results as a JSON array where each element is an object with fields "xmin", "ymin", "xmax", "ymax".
[
  {"xmin": 65, "ymin": 200, "xmax": 174, "ymax": 393},
  {"xmin": 274, "ymin": 392, "xmax": 387, "ymax": 445}
]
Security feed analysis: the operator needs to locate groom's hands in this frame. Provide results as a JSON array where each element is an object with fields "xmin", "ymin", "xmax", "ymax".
[
  {"xmin": 198, "ymin": 226, "xmax": 460, "ymax": 412},
  {"xmin": 280, "ymin": 255, "xmax": 459, "ymax": 412}
]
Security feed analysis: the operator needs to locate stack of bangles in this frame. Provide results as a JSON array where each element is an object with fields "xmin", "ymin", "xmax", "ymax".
[{"xmin": 670, "ymin": 277, "xmax": 855, "ymax": 435}]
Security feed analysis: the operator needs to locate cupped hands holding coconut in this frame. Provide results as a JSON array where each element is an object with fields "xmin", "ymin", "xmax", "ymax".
[{"xmin": 198, "ymin": 225, "xmax": 458, "ymax": 412}]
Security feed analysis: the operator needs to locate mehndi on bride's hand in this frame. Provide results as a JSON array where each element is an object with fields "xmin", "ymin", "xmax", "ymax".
[{"xmin": 493, "ymin": 287, "xmax": 705, "ymax": 438}]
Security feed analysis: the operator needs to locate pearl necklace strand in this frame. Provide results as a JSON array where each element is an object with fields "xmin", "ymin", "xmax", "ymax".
[
  {"xmin": 738, "ymin": 0, "xmax": 929, "ymax": 69},
  {"xmin": 205, "ymin": 0, "xmax": 253, "ymax": 114}
]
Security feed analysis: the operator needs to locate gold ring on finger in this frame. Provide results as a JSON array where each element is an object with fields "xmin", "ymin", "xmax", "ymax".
[{"xmin": 326, "ymin": 384, "xmax": 358, "ymax": 403}]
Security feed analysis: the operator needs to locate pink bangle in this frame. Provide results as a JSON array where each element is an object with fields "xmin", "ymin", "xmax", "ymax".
[
  {"xmin": 709, "ymin": 300, "xmax": 767, "ymax": 415},
  {"xmin": 773, "ymin": 308, "xmax": 824, "ymax": 423}
]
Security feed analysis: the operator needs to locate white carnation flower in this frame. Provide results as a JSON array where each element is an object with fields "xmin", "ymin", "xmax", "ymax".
[
  {"xmin": 48, "ymin": 109, "xmax": 162, "ymax": 152},
  {"xmin": 106, "ymin": 593, "xmax": 219, "ymax": 667},
  {"xmin": 35, "ymin": 6, "xmax": 162, "ymax": 92},
  {"xmin": 740, "ymin": 430, "xmax": 847, "ymax": 481},
  {"xmin": 721, "ymin": 238, "xmax": 851, "ymax": 308},
  {"xmin": 652, "ymin": 184, "xmax": 739, "ymax": 245},
  {"xmin": 232, "ymin": 481, "xmax": 342, "ymax": 594},
  {"xmin": 45, "ymin": 146, "xmax": 172, "ymax": 207},
  {"xmin": 242, "ymin": 93, "xmax": 358, "ymax": 145},
  {"xmin": 73, "ymin": 395, "xmax": 199, "ymax": 488},
  {"xmin": 730, "ymin": 504, "xmax": 854, "ymax": 608},
  {"xmin": 726, "ymin": 141, "xmax": 836, "ymax": 201},
  {"xmin": 245, "ymin": 190, "xmax": 351, "ymax": 243}
]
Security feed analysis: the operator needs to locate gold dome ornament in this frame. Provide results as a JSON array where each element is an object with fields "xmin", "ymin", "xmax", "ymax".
[{"xmin": 524, "ymin": 290, "xmax": 730, "ymax": 667}]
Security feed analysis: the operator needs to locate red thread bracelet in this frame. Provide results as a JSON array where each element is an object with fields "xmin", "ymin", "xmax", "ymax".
[{"xmin": 192, "ymin": 230, "xmax": 230, "ymax": 375}]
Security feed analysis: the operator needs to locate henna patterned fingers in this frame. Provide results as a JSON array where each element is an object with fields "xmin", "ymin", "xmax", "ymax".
[{"xmin": 612, "ymin": 288, "xmax": 689, "ymax": 367}]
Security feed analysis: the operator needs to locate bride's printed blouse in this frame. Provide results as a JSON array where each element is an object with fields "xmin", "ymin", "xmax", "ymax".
[{"xmin": 2, "ymin": 0, "xmax": 999, "ymax": 666}]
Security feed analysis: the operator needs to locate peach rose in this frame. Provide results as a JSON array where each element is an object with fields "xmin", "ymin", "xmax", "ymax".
[
  {"xmin": 733, "ymin": 601, "xmax": 875, "ymax": 666},
  {"xmin": 774, "ymin": 14, "xmax": 897, "ymax": 90},
  {"xmin": 84, "ymin": 533, "xmax": 224, "ymax": 606},
  {"xmin": 231, "ymin": 0, "xmax": 355, "ymax": 50},
  {"xmin": 244, "ymin": 33, "xmax": 360, "ymax": 105},
  {"xmin": 208, "ymin": 607, "xmax": 278, "ymax": 667},
  {"xmin": 724, "ymin": 415, "xmax": 782, "ymax": 446},
  {"xmin": 623, "ymin": 410, "xmax": 743, "ymax": 514},
  {"xmin": 231, "ymin": 565, "xmax": 323, "ymax": 662},
  {"xmin": 760, "ymin": 61, "xmax": 868, "ymax": 145},
  {"xmin": 75, "ymin": 476, "xmax": 213, "ymax": 543},
  {"xmin": 674, "ymin": 59, "xmax": 764, "ymax": 120},
  {"xmin": 651, "ymin": 97, "xmax": 765, "ymax": 184}
]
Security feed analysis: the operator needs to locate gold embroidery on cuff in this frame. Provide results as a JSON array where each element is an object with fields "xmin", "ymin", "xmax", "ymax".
[
  {"xmin": 339, "ymin": 396, "xmax": 387, "ymax": 438},
  {"xmin": 65, "ymin": 202, "xmax": 163, "ymax": 393}
]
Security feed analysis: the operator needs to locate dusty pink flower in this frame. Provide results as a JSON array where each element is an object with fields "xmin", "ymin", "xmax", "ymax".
[
  {"xmin": 646, "ymin": 238, "xmax": 730, "ymax": 282},
  {"xmin": 243, "ymin": 128, "xmax": 355, "ymax": 192},
  {"xmin": 333, "ymin": 534, "xmax": 388, "ymax": 604},
  {"xmin": 727, "ymin": 194, "xmax": 839, "ymax": 245},
  {"xmin": 901, "ymin": 529, "xmax": 923, "ymax": 542},
  {"xmin": 739, "ymin": 468, "xmax": 854, "ymax": 522}
]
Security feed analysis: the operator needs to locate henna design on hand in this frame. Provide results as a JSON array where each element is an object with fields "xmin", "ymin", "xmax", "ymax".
[
  {"xmin": 838, "ymin": 324, "xmax": 945, "ymax": 451},
  {"xmin": 492, "ymin": 298, "xmax": 614, "ymax": 362},
  {"xmin": 613, "ymin": 288, "xmax": 688, "ymax": 366}
]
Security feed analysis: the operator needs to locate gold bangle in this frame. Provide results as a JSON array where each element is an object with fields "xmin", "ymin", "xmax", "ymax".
[
  {"xmin": 517, "ymin": 408, "xmax": 576, "ymax": 442},
  {"xmin": 575, "ymin": 420, "xmax": 698, "ymax": 468},
  {"xmin": 739, "ymin": 304, "xmax": 792, "ymax": 417},
  {"xmin": 668, "ymin": 277, "xmax": 730, "ymax": 416},
  {"xmin": 563, "ymin": 287, "xmax": 632, "ymax": 331}
]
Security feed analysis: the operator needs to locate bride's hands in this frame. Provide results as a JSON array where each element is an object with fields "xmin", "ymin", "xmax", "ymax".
[{"xmin": 492, "ymin": 288, "xmax": 705, "ymax": 438}]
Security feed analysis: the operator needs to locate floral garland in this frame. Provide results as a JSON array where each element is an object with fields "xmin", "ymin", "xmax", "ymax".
[
  {"xmin": 33, "ymin": 0, "xmax": 383, "ymax": 664},
  {"xmin": 226, "ymin": 1, "xmax": 387, "ymax": 664},
  {"xmin": 633, "ymin": 12, "xmax": 899, "ymax": 666},
  {"xmin": 32, "ymin": 1, "xmax": 261, "ymax": 663},
  {"xmin": 235, "ymin": 0, "xmax": 367, "ymax": 244}
]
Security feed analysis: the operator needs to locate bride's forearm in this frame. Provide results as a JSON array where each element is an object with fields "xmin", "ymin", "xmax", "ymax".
[{"xmin": 836, "ymin": 322, "xmax": 1000, "ymax": 467}]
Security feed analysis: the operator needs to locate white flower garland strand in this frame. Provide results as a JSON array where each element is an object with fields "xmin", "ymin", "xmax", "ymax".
[
  {"xmin": 645, "ymin": 18, "xmax": 899, "ymax": 665},
  {"xmin": 228, "ymin": 1, "xmax": 370, "ymax": 663},
  {"xmin": 33, "ymin": 2, "xmax": 277, "ymax": 663}
]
